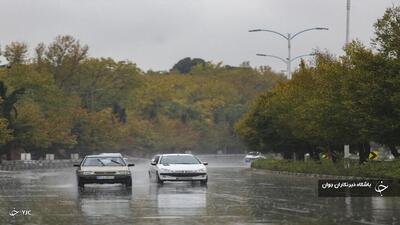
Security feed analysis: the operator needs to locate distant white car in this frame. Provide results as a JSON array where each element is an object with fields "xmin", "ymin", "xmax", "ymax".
[
  {"xmin": 75, "ymin": 154, "xmax": 135, "ymax": 189},
  {"xmin": 244, "ymin": 152, "xmax": 266, "ymax": 162},
  {"xmin": 148, "ymin": 154, "xmax": 208, "ymax": 185}
]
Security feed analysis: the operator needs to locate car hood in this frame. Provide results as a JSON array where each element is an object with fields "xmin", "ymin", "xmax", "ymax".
[
  {"xmin": 245, "ymin": 155, "xmax": 262, "ymax": 158},
  {"xmin": 158, "ymin": 164, "xmax": 206, "ymax": 171},
  {"xmin": 80, "ymin": 166, "xmax": 128, "ymax": 171}
]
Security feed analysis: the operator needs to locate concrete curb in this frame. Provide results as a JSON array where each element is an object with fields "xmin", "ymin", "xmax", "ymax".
[
  {"xmin": 255, "ymin": 168, "xmax": 370, "ymax": 180},
  {"xmin": 0, "ymin": 157, "xmax": 148, "ymax": 171}
]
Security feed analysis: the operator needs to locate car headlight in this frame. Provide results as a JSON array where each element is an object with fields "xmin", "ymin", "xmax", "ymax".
[
  {"xmin": 116, "ymin": 170, "xmax": 131, "ymax": 175},
  {"xmin": 82, "ymin": 171, "xmax": 95, "ymax": 175},
  {"xmin": 196, "ymin": 168, "xmax": 206, "ymax": 173},
  {"xmin": 160, "ymin": 168, "xmax": 173, "ymax": 173}
]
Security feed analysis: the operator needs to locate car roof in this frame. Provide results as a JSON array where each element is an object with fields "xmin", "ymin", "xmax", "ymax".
[
  {"xmin": 159, "ymin": 154, "xmax": 194, "ymax": 156},
  {"xmin": 86, "ymin": 154, "xmax": 122, "ymax": 158},
  {"xmin": 100, "ymin": 153, "xmax": 123, "ymax": 156}
]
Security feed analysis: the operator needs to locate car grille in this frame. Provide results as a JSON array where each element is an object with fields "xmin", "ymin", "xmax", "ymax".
[
  {"xmin": 160, "ymin": 172, "xmax": 206, "ymax": 177},
  {"xmin": 94, "ymin": 171, "xmax": 116, "ymax": 175}
]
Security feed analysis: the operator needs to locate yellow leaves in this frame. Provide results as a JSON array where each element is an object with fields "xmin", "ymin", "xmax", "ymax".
[
  {"xmin": 45, "ymin": 110, "xmax": 76, "ymax": 147},
  {"xmin": 154, "ymin": 116, "xmax": 199, "ymax": 151},
  {"xmin": 15, "ymin": 100, "xmax": 52, "ymax": 148},
  {"xmin": 13, "ymin": 99, "xmax": 75, "ymax": 149},
  {"xmin": 72, "ymin": 108, "xmax": 122, "ymax": 150},
  {"xmin": 0, "ymin": 117, "xmax": 12, "ymax": 144}
]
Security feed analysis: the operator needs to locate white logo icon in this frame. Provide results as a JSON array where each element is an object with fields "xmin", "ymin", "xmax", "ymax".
[
  {"xmin": 9, "ymin": 209, "xmax": 19, "ymax": 217},
  {"xmin": 374, "ymin": 181, "xmax": 389, "ymax": 196},
  {"xmin": 9, "ymin": 208, "xmax": 31, "ymax": 217}
]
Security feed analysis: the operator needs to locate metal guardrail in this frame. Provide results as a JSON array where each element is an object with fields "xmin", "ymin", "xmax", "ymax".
[
  {"xmin": 0, "ymin": 159, "xmax": 81, "ymax": 171},
  {"xmin": 0, "ymin": 154, "xmax": 247, "ymax": 171}
]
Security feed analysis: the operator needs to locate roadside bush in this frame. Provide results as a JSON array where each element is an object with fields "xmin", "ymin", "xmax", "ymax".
[{"xmin": 252, "ymin": 159, "xmax": 400, "ymax": 179}]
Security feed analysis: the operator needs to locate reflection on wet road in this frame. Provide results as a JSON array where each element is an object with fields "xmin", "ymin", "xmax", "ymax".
[{"xmin": 0, "ymin": 155, "xmax": 399, "ymax": 225}]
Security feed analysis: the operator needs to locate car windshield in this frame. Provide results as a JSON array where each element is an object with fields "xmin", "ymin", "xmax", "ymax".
[
  {"xmin": 248, "ymin": 152, "xmax": 260, "ymax": 156},
  {"xmin": 82, "ymin": 157, "xmax": 126, "ymax": 166},
  {"xmin": 160, "ymin": 155, "xmax": 200, "ymax": 164}
]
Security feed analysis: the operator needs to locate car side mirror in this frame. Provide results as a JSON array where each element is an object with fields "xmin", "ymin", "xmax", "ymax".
[
  {"xmin": 203, "ymin": 162, "xmax": 208, "ymax": 165},
  {"xmin": 73, "ymin": 164, "xmax": 80, "ymax": 167},
  {"xmin": 151, "ymin": 161, "xmax": 157, "ymax": 166},
  {"xmin": 128, "ymin": 163, "xmax": 135, "ymax": 167}
]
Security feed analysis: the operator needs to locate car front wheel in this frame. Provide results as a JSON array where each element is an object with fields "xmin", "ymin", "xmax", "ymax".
[
  {"xmin": 156, "ymin": 172, "xmax": 164, "ymax": 184},
  {"xmin": 77, "ymin": 177, "xmax": 85, "ymax": 188},
  {"xmin": 200, "ymin": 177, "xmax": 208, "ymax": 186},
  {"xmin": 125, "ymin": 178, "xmax": 132, "ymax": 188}
]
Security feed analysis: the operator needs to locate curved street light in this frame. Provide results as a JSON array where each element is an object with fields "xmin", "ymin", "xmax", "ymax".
[
  {"xmin": 256, "ymin": 53, "xmax": 316, "ymax": 76},
  {"xmin": 249, "ymin": 27, "xmax": 328, "ymax": 79},
  {"xmin": 256, "ymin": 54, "xmax": 287, "ymax": 64},
  {"xmin": 256, "ymin": 53, "xmax": 316, "ymax": 63}
]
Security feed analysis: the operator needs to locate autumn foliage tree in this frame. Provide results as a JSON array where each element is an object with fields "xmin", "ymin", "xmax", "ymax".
[
  {"xmin": 0, "ymin": 35, "xmax": 282, "ymax": 159},
  {"xmin": 236, "ymin": 6, "xmax": 400, "ymax": 163}
]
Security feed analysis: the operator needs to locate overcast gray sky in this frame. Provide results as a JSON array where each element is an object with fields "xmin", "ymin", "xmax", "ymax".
[{"xmin": 0, "ymin": 0, "xmax": 399, "ymax": 72}]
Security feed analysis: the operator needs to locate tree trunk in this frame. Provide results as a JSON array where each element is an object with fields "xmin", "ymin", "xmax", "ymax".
[
  {"xmin": 309, "ymin": 146, "xmax": 320, "ymax": 161},
  {"xmin": 4, "ymin": 142, "xmax": 19, "ymax": 160},
  {"xmin": 358, "ymin": 143, "xmax": 370, "ymax": 164},
  {"xmin": 296, "ymin": 152, "xmax": 305, "ymax": 161},
  {"xmin": 388, "ymin": 144, "xmax": 399, "ymax": 158},
  {"xmin": 358, "ymin": 144, "xmax": 365, "ymax": 164},
  {"xmin": 283, "ymin": 151, "xmax": 292, "ymax": 160},
  {"xmin": 6, "ymin": 148, "xmax": 12, "ymax": 160},
  {"xmin": 328, "ymin": 148, "xmax": 338, "ymax": 163}
]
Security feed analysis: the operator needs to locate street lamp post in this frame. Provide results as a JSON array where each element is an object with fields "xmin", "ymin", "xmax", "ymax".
[
  {"xmin": 346, "ymin": 0, "xmax": 351, "ymax": 45},
  {"xmin": 257, "ymin": 53, "xmax": 315, "ymax": 78},
  {"xmin": 249, "ymin": 27, "xmax": 328, "ymax": 79},
  {"xmin": 256, "ymin": 53, "xmax": 316, "ymax": 72}
]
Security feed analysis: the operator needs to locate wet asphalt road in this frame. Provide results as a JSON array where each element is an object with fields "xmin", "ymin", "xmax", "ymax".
[{"xmin": 0, "ymin": 155, "xmax": 399, "ymax": 225}]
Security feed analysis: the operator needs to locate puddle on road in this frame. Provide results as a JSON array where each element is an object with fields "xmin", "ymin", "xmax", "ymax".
[{"xmin": 0, "ymin": 159, "xmax": 399, "ymax": 225}]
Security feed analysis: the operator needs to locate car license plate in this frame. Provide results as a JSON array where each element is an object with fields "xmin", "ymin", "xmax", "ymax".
[
  {"xmin": 176, "ymin": 177, "xmax": 191, "ymax": 180},
  {"xmin": 96, "ymin": 176, "xmax": 114, "ymax": 179}
]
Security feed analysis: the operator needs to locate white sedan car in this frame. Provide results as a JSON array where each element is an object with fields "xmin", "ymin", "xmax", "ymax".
[
  {"xmin": 75, "ymin": 154, "xmax": 134, "ymax": 189},
  {"xmin": 244, "ymin": 152, "xmax": 266, "ymax": 162},
  {"xmin": 149, "ymin": 154, "xmax": 208, "ymax": 185}
]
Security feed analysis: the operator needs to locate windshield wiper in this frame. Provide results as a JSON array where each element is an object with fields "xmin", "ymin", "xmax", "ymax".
[
  {"xmin": 111, "ymin": 159, "xmax": 123, "ymax": 165},
  {"xmin": 97, "ymin": 159, "xmax": 105, "ymax": 166}
]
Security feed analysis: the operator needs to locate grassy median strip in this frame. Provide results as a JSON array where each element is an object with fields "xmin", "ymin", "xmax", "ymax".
[{"xmin": 251, "ymin": 159, "xmax": 400, "ymax": 179}]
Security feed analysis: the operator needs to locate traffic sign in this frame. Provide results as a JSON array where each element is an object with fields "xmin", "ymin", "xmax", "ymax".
[{"xmin": 369, "ymin": 151, "xmax": 378, "ymax": 160}]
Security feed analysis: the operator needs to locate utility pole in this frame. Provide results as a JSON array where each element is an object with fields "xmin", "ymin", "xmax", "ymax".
[
  {"xmin": 287, "ymin": 33, "xmax": 292, "ymax": 79},
  {"xmin": 346, "ymin": 0, "xmax": 351, "ymax": 45},
  {"xmin": 344, "ymin": 0, "xmax": 351, "ymax": 167}
]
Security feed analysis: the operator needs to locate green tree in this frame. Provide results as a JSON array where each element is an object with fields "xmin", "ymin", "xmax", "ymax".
[
  {"xmin": 370, "ymin": 6, "xmax": 400, "ymax": 157},
  {"xmin": 74, "ymin": 58, "xmax": 142, "ymax": 112},
  {"xmin": 0, "ymin": 81, "xmax": 25, "ymax": 159},
  {"xmin": 71, "ymin": 108, "xmax": 128, "ymax": 154},
  {"xmin": 0, "ymin": 118, "xmax": 12, "ymax": 145},
  {"xmin": 171, "ymin": 57, "xmax": 206, "ymax": 74},
  {"xmin": 373, "ymin": 6, "xmax": 400, "ymax": 59},
  {"xmin": 44, "ymin": 35, "xmax": 89, "ymax": 90},
  {"xmin": 3, "ymin": 42, "xmax": 28, "ymax": 66}
]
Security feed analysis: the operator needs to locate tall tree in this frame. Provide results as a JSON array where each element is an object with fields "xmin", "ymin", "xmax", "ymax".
[
  {"xmin": 45, "ymin": 35, "xmax": 89, "ymax": 90},
  {"xmin": 371, "ymin": 6, "xmax": 400, "ymax": 158},
  {"xmin": 373, "ymin": 6, "xmax": 400, "ymax": 59},
  {"xmin": 0, "ymin": 81, "xmax": 25, "ymax": 159},
  {"xmin": 4, "ymin": 42, "xmax": 28, "ymax": 66}
]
